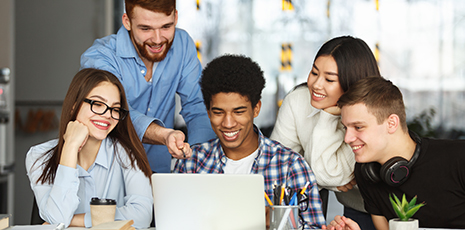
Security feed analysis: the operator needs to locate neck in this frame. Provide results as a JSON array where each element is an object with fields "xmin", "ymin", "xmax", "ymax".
[
  {"xmin": 380, "ymin": 130, "xmax": 417, "ymax": 165},
  {"xmin": 77, "ymin": 137, "xmax": 102, "ymax": 171}
]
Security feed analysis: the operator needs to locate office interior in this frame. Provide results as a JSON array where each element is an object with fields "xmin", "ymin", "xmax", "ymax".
[{"xmin": 1, "ymin": 0, "xmax": 465, "ymax": 225}]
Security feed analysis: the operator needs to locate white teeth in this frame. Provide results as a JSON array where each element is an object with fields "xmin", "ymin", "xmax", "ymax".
[
  {"xmin": 93, "ymin": 121, "xmax": 109, "ymax": 127},
  {"xmin": 313, "ymin": 92, "xmax": 325, "ymax": 98},
  {"xmin": 352, "ymin": 145, "xmax": 362, "ymax": 150},
  {"xmin": 224, "ymin": 131, "xmax": 239, "ymax": 137}
]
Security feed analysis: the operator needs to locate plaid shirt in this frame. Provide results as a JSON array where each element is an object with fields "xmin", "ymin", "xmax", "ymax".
[{"xmin": 174, "ymin": 126, "xmax": 326, "ymax": 229}]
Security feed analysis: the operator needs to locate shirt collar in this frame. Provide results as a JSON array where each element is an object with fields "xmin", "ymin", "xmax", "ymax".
[{"xmin": 93, "ymin": 138, "xmax": 111, "ymax": 169}]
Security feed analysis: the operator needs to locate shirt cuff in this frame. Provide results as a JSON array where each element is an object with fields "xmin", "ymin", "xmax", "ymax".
[
  {"xmin": 134, "ymin": 116, "xmax": 165, "ymax": 140},
  {"xmin": 85, "ymin": 212, "xmax": 92, "ymax": 228}
]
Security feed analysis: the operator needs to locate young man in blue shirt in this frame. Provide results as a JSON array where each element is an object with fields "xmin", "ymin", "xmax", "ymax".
[
  {"xmin": 174, "ymin": 54, "xmax": 326, "ymax": 229},
  {"xmin": 80, "ymin": 0, "xmax": 216, "ymax": 173}
]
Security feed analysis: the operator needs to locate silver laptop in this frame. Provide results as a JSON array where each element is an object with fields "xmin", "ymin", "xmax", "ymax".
[{"xmin": 151, "ymin": 173, "xmax": 266, "ymax": 230}]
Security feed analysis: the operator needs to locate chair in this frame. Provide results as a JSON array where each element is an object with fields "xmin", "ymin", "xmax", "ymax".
[{"xmin": 31, "ymin": 197, "xmax": 45, "ymax": 224}]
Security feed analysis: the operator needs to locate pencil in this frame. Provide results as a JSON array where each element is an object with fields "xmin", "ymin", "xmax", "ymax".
[
  {"xmin": 264, "ymin": 192, "xmax": 273, "ymax": 206},
  {"xmin": 279, "ymin": 184, "xmax": 285, "ymax": 205}
]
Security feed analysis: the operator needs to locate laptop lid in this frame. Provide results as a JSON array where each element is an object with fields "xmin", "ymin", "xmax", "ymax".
[{"xmin": 151, "ymin": 173, "xmax": 266, "ymax": 230}]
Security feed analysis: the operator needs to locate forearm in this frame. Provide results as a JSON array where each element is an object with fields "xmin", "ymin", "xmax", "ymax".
[
  {"xmin": 69, "ymin": 213, "xmax": 85, "ymax": 227},
  {"xmin": 142, "ymin": 122, "xmax": 172, "ymax": 145},
  {"xmin": 372, "ymin": 214, "xmax": 388, "ymax": 230}
]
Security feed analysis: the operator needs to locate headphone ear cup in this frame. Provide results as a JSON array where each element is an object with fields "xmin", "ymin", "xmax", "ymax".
[
  {"xmin": 380, "ymin": 157, "xmax": 410, "ymax": 187},
  {"xmin": 361, "ymin": 163, "xmax": 382, "ymax": 184}
]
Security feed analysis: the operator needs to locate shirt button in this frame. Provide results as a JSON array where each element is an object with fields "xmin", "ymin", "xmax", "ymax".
[
  {"xmin": 148, "ymin": 108, "xmax": 151, "ymax": 112},
  {"xmin": 141, "ymin": 70, "xmax": 145, "ymax": 74}
]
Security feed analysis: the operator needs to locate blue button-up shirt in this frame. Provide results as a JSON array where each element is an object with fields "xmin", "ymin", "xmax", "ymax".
[
  {"xmin": 25, "ymin": 138, "xmax": 153, "ymax": 229},
  {"xmin": 174, "ymin": 126, "xmax": 326, "ymax": 229},
  {"xmin": 80, "ymin": 26, "xmax": 216, "ymax": 173}
]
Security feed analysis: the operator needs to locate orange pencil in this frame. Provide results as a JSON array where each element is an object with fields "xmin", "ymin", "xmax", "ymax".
[{"xmin": 279, "ymin": 184, "xmax": 285, "ymax": 205}]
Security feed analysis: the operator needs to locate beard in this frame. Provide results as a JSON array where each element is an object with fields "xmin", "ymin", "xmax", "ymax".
[{"xmin": 131, "ymin": 32, "xmax": 174, "ymax": 63}]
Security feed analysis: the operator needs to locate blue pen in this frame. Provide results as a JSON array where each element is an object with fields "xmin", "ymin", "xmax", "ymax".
[{"xmin": 289, "ymin": 191, "xmax": 298, "ymax": 206}]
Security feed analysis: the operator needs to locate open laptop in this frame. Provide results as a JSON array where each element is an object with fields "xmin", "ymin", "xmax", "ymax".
[{"xmin": 151, "ymin": 173, "xmax": 266, "ymax": 230}]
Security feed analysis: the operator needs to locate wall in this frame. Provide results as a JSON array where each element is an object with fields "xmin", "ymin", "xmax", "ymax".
[{"xmin": 14, "ymin": 0, "xmax": 109, "ymax": 224}]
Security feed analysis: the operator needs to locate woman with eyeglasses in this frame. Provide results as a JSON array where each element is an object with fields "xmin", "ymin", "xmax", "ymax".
[{"xmin": 25, "ymin": 68, "xmax": 153, "ymax": 228}]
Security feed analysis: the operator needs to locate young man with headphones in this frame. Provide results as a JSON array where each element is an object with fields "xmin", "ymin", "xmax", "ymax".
[{"xmin": 326, "ymin": 76, "xmax": 465, "ymax": 230}]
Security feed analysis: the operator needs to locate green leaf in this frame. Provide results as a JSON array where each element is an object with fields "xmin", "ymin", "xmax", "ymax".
[
  {"xmin": 389, "ymin": 193, "xmax": 425, "ymax": 221},
  {"xmin": 407, "ymin": 196, "xmax": 418, "ymax": 209},
  {"xmin": 401, "ymin": 194, "xmax": 408, "ymax": 211},
  {"xmin": 405, "ymin": 203, "xmax": 425, "ymax": 219}
]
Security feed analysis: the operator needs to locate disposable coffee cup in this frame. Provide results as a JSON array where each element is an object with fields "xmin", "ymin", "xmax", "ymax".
[
  {"xmin": 90, "ymin": 197, "xmax": 116, "ymax": 226},
  {"xmin": 269, "ymin": 205, "xmax": 301, "ymax": 230}
]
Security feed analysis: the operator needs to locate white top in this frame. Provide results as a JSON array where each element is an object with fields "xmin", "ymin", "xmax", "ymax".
[
  {"xmin": 223, "ymin": 148, "xmax": 259, "ymax": 174},
  {"xmin": 271, "ymin": 86, "xmax": 355, "ymax": 190},
  {"xmin": 271, "ymin": 86, "xmax": 365, "ymax": 212}
]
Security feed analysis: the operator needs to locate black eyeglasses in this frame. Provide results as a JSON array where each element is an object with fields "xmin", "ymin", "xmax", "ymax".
[{"xmin": 83, "ymin": 99, "xmax": 128, "ymax": 120}]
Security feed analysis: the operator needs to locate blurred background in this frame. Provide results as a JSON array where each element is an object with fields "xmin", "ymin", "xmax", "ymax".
[{"xmin": 1, "ymin": 0, "xmax": 465, "ymax": 225}]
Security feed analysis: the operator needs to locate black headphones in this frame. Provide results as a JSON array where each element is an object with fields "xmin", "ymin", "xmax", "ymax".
[{"xmin": 360, "ymin": 131, "xmax": 421, "ymax": 187}]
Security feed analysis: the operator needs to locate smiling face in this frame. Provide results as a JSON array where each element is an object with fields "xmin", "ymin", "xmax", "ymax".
[
  {"xmin": 341, "ymin": 103, "xmax": 391, "ymax": 164},
  {"xmin": 75, "ymin": 82, "xmax": 121, "ymax": 141},
  {"xmin": 307, "ymin": 55, "xmax": 345, "ymax": 109},
  {"xmin": 207, "ymin": 92, "xmax": 261, "ymax": 159},
  {"xmin": 123, "ymin": 6, "xmax": 177, "ymax": 63}
]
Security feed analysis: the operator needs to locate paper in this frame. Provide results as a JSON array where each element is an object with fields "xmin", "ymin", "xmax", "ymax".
[{"xmin": 11, "ymin": 223, "xmax": 64, "ymax": 230}]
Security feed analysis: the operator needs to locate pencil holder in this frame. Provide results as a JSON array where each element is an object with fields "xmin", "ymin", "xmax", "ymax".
[{"xmin": 269, "ymin": 205, "xmax": 302, "ymax": 230}]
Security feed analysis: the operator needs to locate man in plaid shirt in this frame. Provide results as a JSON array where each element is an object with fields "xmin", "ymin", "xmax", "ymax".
[{"xmin": 174, "ymin": 54, "xmax": 325, "ymax": 229}]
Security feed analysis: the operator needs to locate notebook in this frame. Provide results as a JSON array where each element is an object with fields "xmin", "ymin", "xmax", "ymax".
[{"xmin": 151, "ymin": 173, "xmax": 266, "ymax": 230}]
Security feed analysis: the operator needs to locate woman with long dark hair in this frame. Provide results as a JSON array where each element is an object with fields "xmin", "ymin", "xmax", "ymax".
[
  {"xmin": 26, "ymin": 68, "xmax": 152, "ymax": 228},
  {"xmin": 271, "ymin": 36, "xmax": 381, "ymax": 230}
]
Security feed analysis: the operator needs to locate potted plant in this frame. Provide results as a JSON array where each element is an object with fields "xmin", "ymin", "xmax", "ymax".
[{"xmin": 389, "ymin": 193, "xmax": 425, "ymax": 230}]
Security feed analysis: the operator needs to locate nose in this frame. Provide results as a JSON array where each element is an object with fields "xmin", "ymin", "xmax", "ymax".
[
  {"xmin": 222, "ymin": 113, "xmax": 236, "ymax": 128},
  {"xmin": 344, "ymin": 129, "xmax": 356, "ymax": 144},
  {"xmin": 102, "ymin": 108, "xmax": 113, "ymax": 119},
  {"xmin": 312, "ymin": 75, "xmax": 324, "ymax": 90},
  {"xmin": 153, "ymin": 29, "xmax": 162, "ymax": 44}
]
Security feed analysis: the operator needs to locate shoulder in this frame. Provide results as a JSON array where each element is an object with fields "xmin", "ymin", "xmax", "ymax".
[
  {"xmin": 26, "ymin": 139, "xmax": 57, "ymax": 171},
  {"xmin": 285, "ymin": 84, "xmax": 310, "ymax": 100},
  {"xmin": 191, "ymin": 139, "xmax": 219, "ymax": 157},
  {"xmin": 262, "ymin": 136, "xmax": 307, "ymax": 165},
  {"xmin": 174, "ymin": 28, "xmax": 193, "ymax": 41}
]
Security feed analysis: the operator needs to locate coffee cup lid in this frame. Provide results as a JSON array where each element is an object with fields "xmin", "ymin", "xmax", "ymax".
[{"xmin": 90, "ymin": 197, "xmax": 116, "ymax": 205}]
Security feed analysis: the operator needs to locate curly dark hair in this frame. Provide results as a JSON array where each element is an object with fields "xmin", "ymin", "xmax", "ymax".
[{"xmin": 200, "ymin": 54, "xmax": 266, "ymax": 110}]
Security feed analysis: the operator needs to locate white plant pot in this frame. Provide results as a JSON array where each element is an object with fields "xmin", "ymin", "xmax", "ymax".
[{"xmin": 389, "ymin": 218, "xmax": 419, "ymax": 230}]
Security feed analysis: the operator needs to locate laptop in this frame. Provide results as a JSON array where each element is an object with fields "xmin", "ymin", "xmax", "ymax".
[{"xmin": 151, "ymin": 173, "xmax": 266, "ymax": 230}]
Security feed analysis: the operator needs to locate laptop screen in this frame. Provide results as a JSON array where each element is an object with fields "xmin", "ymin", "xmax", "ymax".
[{"xmin": 151, "ymin": 173, "xmax": 266, "ymax": 230}]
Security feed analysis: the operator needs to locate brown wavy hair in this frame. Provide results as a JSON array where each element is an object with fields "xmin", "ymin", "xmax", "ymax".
[{"xmin": 36, "ymin": 68, "xmax": 151, "ymax": 184}]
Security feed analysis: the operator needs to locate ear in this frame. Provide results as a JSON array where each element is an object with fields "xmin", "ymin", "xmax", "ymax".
[
  {"xmin": 174, "ymin": 10, "xmax": 178, "ymax": 26},
  {"xmin": 253, "ymin": 100, "xmax": 262, "ymax": 118},
  {"xmin": 386, "ymin": 114, "xmax": 400, "ymax": 134},
  {"xmin": 122, "ymin": 13, "xmax": 131, "ymax": 31}
]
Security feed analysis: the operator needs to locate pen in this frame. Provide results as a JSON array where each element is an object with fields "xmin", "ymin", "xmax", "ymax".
[
  {"xmin": 181, "ymin": 148, "xmax": 186, "ymax": 158},
  {"xmin": 300, "ymin": 181, "xmax": 310, "ymax": 195}
]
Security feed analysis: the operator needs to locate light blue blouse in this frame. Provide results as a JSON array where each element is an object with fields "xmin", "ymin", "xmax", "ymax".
[{"xmin": 25, "ymin": 138, "xmax": 153, "ymax": 229}]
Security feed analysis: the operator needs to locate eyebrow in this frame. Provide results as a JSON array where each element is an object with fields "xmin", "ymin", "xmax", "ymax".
[
  {"xmin": 137, "ymin": 21, "xmax": 175, "ymax": 30},
  {"xmin": 88, "ymin": 95, "xmax": 121, "ymax": 106},
  {"xmin": 312, "ymin": 63, "xmax": 338, "ymax": 77},
  {"xmin": 344, "ymin": 121, "xmax": 365, "ymax": 127},
  {"xmin": 211, "ymin": 106, "xmax": 248, "ymax": 111}
]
